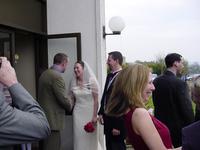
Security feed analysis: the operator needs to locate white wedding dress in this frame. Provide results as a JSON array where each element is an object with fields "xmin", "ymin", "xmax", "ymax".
[{"xmin": 72, "ymin": 86, "xmax": 105, "ymax": 150}]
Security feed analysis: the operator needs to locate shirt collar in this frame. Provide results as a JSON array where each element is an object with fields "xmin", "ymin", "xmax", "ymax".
[
  {"xmin": 112, "ymin": 68, "xmax": 122, "ymax": 74},
  {"xmin": 51, "ymin": 64, "xmax": 63, "ymax": 73}
]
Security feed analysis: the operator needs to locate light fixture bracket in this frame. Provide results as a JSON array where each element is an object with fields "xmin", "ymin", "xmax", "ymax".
[
  {"xmin": 103, "ymin": 26, "xmax": 121, "ymax": 39},
  {"xmin": 103, "ymin": 16, "xmax": 125, "ymax": 39}
]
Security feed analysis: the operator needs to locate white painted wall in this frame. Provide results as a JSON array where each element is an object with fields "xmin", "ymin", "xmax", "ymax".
[
  {"xmin": 47, "ymin": 1, "xmax": 106, "ymax": 149},
  {"xmin": 47, "ymin": 0, "xmax": 107, "ymax": 91}
]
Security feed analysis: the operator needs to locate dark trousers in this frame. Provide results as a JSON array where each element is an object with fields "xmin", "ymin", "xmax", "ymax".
[
  {"xmin": 105, "ymin": 134, "xmax": 126, "ymax": 150},
  {"xmin": 171, "ymin": 130, "xmax": 182, "ymax": 148},
  {"xmin": 195, "ymin": 106, "xmax": 200, "ymax": 121},
  {"xmin": 42, "ymin": 131, "xmax": 61, "ymax": 150}
]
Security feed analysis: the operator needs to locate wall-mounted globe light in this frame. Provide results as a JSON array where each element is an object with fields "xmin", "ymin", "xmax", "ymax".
[{"xmin": 103, "ymin": 16, "xmax": 125, "ymax": 38}]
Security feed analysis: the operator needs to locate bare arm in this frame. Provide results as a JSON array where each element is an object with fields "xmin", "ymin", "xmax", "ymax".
[
  {"xmin": 132, "ymin": 108, "xmax": 181, "ymax": 150},
  {"xmin": 91, "ymin": 91, "xmax": 98, "ymax": 123}
]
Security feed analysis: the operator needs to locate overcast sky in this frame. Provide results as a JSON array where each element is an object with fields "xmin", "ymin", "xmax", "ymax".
[{"xmin": 105, "ymin": 0, "xmax": 200, "ymax": 64}]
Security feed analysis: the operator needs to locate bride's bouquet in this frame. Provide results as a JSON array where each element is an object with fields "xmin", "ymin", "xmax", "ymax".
[{"xmin": 84, "ymin": 122, "xmax": 95, "ymax": 133}]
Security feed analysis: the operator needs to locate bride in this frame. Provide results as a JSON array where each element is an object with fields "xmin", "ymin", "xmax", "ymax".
[{"xmin": 69, "ymin": 60, "xmax": 105, "ymax": 150}]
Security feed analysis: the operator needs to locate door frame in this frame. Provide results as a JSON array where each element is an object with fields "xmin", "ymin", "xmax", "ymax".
[
  {"xmin": 0, "ymin": 28, "xmax": 15, "ymax": 66},
  {"xmin": 47, "ymin": 33, "xmax": 82, "ymax": 60}
]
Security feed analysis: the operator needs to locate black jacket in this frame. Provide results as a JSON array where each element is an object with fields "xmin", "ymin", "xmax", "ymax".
[
  {"xmin": 98, "ymin": 72, "xmax": 126, "ymax": 140},
  {"xmin": 152, "ymin": 70, "xmax": 194, "ymax": 147},
  {"xmin": 182, "ymin": 120, "xmax": 200, "ymax": 150}
]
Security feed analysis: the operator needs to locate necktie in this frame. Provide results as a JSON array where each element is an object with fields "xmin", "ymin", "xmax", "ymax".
[
  {"xmin": 108, "ymin": 73, "xmax": 114, "ymax": 82},
  {"xmin": 107, "ymin": 71, "xmax": 119, "ymax": 89},
  {"xmin": 104, "ymin": 71, "xmax": 119, "ymax": 109}
]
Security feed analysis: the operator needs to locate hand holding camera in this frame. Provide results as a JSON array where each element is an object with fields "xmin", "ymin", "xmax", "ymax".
[{"xmin": 0, "ymin": 57, "xmax": 18, "ymax": 87}]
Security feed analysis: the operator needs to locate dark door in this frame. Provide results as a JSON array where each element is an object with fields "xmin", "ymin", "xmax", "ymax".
[{"xmin": 0, "ymin": 29, "xmax": 15, "ymax": 65}]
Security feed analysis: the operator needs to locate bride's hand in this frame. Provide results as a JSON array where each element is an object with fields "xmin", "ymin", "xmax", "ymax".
[
  {"xmin": 98, "ymin": 115, "xmax": 104, "ymax": 125},
  {"xmin": 91, "ymin": 116, "xmax": 98, "ymax": 124}
]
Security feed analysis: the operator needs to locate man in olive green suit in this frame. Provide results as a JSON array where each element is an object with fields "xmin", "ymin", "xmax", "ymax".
[{"xmin": 38, "ymin": 53, "xmax": 73, "ymax": 150}]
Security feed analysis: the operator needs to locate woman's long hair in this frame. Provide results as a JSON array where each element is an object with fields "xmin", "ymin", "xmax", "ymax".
[{"xmin": 105, "ymin": 64, "xmax": 150, "ymax": 117}]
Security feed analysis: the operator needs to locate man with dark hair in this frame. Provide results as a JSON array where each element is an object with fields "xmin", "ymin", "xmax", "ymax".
[
  {"xmin": 98, "ymin": 51, "xmax": 126, "ymax": 150},
  {"xmin": 164, "ymin": 53, "xmax": 182, "ymax": 68},
  {"xmin": 182, "ymin": 76, "xmax": 200, "ymax": 149},
  {"xmin": 152, "ymin": 53, "xmax": 194, "ymax": 147},
  {"xmin": 53, "ymin": 53, "xmax": 68, "ymax": 66},
  {"xmin": 108, "ymin": 51, "xmax": 123, "ymax": 66},
  {"xmin": 38, "ymin": 53, "xmax": 73, "ymax": 150}
]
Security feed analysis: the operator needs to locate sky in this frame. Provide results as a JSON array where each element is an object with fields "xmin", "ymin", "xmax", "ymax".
[{"xmin": 105, "ymin": 0, "xmax": 200, "ymax": 64}]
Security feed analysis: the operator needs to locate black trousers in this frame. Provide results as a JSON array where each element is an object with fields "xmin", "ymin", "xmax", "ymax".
[
  {"xmin": 195, "ymin": 106, "xmax": 200, "ymax": 121},
  {"xmin": 105, "ymin": 134, "xmax": 126, "ymax": 150},
  {"xmin": 42, "ymin": 131, "xmax": 61, "ymax": 150}
]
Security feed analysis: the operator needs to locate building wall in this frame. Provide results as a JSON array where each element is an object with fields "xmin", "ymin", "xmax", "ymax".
[
  {"xmin": 0, "ymin": 0, "xmax": 46, "ymax": 100},
  {"xmin": 47, "ymin": 1, "xmax": 106, "ymax": 149},
  {"xmin": 47, "ymin": 0, "xmax": 107, "ymax": 90},
  {"xmin": 0, "ymin": 0, "xmax": 46, "ymax": 33}
]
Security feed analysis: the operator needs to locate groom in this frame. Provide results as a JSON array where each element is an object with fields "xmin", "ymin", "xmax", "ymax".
[
  {"xmin": 98, "ymin": 51, "xmax": 126, "ymax": 150},
  {"xmin": 38, "ymin": 53, "xmax": 73, "ymax": 150}
]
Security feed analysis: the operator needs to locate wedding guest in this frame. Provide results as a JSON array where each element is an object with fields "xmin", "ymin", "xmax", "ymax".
[
  {"xmin": 98, "ymin": 51, "xmax": 126, "ymax": 150},
  {"xmin": 0, "ymin": 83, "xmax": 32, "ymax": 150},
  {"xmin": 152, "ymin": 53, "xmax": 194, "ymax": 147},
  {"xmin": 0, "ymin": 83, "xmax": 12, "ymax": 104},
  {"xmin": 106, "ymin": 64, "xmax": 181, "ymax": 150},
  {"xmin": 21, "ymin": 143, "xmax": 31, "ymax": 150},
  {"xmin": 182, "ymin": 120, "xmax": 200, "ymax": 150},
  {"xmin": 191, "ymin": 75, "xmax": 200, "ymax": 121},
  {"xmin": 69, "ymin": 60, "xmax": 104, "ymax": 150},
  {"xmin": 0, "ymin": 57, "xmax": 50, "ymax": 150}
]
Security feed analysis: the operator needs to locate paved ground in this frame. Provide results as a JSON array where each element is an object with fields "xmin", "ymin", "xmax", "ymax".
[
  {"xmin": 127, "ymin": 147, "xmax": 134, "ymax": 150},
  {"xmin": 126, "ymin": 145, "xmax": 134, "ymax": 150}
]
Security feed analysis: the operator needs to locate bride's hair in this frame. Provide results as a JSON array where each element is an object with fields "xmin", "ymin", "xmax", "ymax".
[
  {"xmin": 76, "ymin": 60, "xmax": 84, "ymax": 68},
  {"xmin": 70, "ymin": 60, "xmax": 99, "ymax": 95}
]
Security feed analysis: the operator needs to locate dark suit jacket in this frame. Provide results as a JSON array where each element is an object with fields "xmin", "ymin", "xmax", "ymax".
[
  {"xmin": 0, "ymin": 83, "xmax": 50, "ymax": 150},
  {"xmin": 98, "ymin": 73, "xmax": 113, "ymax": 116},
  {"xmin": 98, "ymin": 72, "xmax": 126, "ymax": 141},
  {"xmin": 152, "ymin": 70, "xmax": 194, "ymax": 146},
  {"xmin": 182, "ymin": 120, "xmax": 200, "ymax": 150},
  {"xmin": 38, "ymin": 68, "xmax": 72, "ymax": 131}
]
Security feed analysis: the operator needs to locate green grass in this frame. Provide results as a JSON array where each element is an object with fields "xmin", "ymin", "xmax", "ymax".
[
  {"xmin": 192, "ymin": 101, "xmax": 196, "ymax": 113},
  {"xmin": 145, "ymin": 96, "xmax": 154, "ymax": 110}
]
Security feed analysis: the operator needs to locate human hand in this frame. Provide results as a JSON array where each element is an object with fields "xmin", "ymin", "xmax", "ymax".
[
  {"xmin": 98, "ymin": 115, "xmax": 104, "ymax": 125},
  {"xmin": 112, "ymin": 128, "xmax": 120, "ymax": 136},
  {"xmin": 91, "ymin": 116, "xmax": 98, "ymax": 124},
  {"xmin": 0, "ymin": 57, "xmax": 18, "ymax": 87},
  {"xmin": 84, "ymin": 122, "xmax": 95, "ymax": 133}
]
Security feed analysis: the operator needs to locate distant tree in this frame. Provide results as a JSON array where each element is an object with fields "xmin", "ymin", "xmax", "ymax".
[
  {"xmin": 177, "ymin": 59, "xmax": 189, "ymax": 77},
  {"xmin": 135, "ymin": 60, "xmax": 143, "ymax": 64},
  {"xmin": 133, "ymin": 54, "xmax": 192, "ymax": 77},
  {"xmin": 154, "ymin": 55, "xmax": 165, "ymax": 75},
  {"xmin": 122, "ymin": 62, "xmax": 128, "ymax": 69},
  {"xmin": 134, "ymin": 58, "xmax": 165, "ymax": 75},
  {"xmin": 147, "ymin": 61, "xmax": 162, "ymax": 75},
  {"xmin": 188, "ymin": 62, "xmax": 200, "ymax": 74}
]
